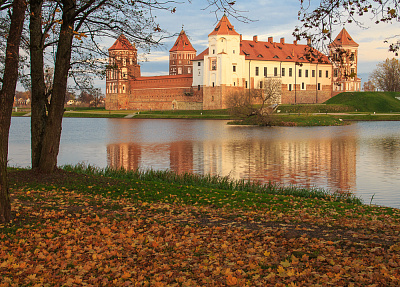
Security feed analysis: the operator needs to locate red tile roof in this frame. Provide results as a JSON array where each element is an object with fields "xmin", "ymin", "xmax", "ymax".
[
  {"xmin": 208, "ymin": 15, "xmax": 239, "ymax": 36},
  {"xmin": 109, "ymin": 34, "xmax": 135, "ymax": 51},
  {"xmin": 169, "ymin": 30, "xmax": 196, "ymax": 52},
  {"xmin": 193, "ymin": 48, "xmax": 209, "ymax": 61},
  {"xmin": 329, "ymin": 28, "xmax": 359, "ymax": 48},
  {"xmin": 193, "ymin": 39, "xmax": 330, "ymax": 64}
]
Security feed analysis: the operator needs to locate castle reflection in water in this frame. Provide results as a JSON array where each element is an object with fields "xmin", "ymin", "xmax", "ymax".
[{"xmin": 107, "ymin": 136, "xmax": 356, "ymax": 193}]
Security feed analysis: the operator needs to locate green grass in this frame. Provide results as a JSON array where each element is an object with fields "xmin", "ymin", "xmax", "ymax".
[
  {"xmin": 132, "ymin": 109, "xmax": 231, "ymax": 119},
  {"xmin": 63, "ymin": 112, "xmax": 126, "ymax": 118},
  {"xmin": 325, "ymin": 91, "xmax": 400, "ymax": 112},
  {"xmin": 10, "ymin": 112, "xmax": 28, "ymax": 117},
  {"xmin": 61, "ymin": 164, "xmax": 362, "ymax": 205},
  {"xmin": 277, "ymin": 104, "xmax": 355, "ymax": 114},
  {"xmin": 229, "ymin": 114, "xmax": 347, "ymax": 126}
]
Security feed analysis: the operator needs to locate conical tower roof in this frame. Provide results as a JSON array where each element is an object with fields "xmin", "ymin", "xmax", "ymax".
[
  {"xmin": 109, "ymin": 34, "xmax": 136, "ymax": 51},
  {"xmin": 169, "ymin": 30, "xmax": 196, "ymax": 52},
  {"xmin": 329, "ymin": 28, "xmax": 359, "ymax": 48},
  {"xmin": 208, "ymin": 15, "xmax": 239, "ymax": 36}
]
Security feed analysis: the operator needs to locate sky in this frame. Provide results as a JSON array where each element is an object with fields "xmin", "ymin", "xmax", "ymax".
[{"xmin": 98, "ymin": 0, "xmax": 398, "ymax": 93}]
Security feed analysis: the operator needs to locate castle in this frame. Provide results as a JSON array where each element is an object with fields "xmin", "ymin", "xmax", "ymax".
[{"xmin": 105, "ymin": 15, "xmax": 361, "ymax": 110}]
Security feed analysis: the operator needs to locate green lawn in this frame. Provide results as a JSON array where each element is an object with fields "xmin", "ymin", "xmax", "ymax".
[{"xmin": 324, "ymin": 91, "xmax": 400, "ymax": 112}]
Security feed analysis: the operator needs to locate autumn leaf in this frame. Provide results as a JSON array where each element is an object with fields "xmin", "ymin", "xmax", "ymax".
[
  {"xmin": 281, "ymin": 260, "xmax": 291, "ymax": 267},
  {"xmin": 226, "ymin": 274, "xmax": 238, "ymax": 286}
]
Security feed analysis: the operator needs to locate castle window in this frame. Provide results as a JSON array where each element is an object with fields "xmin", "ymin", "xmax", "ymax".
[
  {"xmin": 198, "ymin": 62, "xmax": 201, "ymax": 66},
  {"xmin": 334, "ymin": 69, "xmax": 338, "ymax": 77},
  {"xmin": 350, "ymin": 53, "xmax": 355, "ymax": 61},
  {"xmin": 282, "ymin": 68, "xmax": 285, "ymax": 77},
  {"xmin": 274, "ymin": 67, "xmax": 278, "ymax": 77},
  {"xmin": 198, "ymin": 85, "xmax": 200, "ymax": 91},
  {"xmin": 213, "ymin": 49, "xmax": 215, "ymax": 54},
  {"xmin": 319, "ymin": 70, "xmax": 322, "ymax": 77},
  {"xmin": 286, "ymin": 56, "xmax": 291, "ymax": 59},
  {"xmin": 249, "ymin": 44, "xmax": 254, "ymax": 48},
  {"xmin": 298, "ymin": 69, "xmax": 302, "ymax": 77},
  {"xmin": 289, "ymin": 84, "xmax": 292, "ymax": 91},
  {"xmin": 264, "ymin": 67, "xmax": 267, "ymax": 77},
  {"xmin": 351, "ymin": 68, "xmax": 355, "ymax": 76},
  {"xmin": 233, "ymin": 65, "xmax": 236, "ymax": 72},
  {"xmin": 211, "ymin": 59, "xmax": 217, "ymax": 71},
  {"xmin": 273, "ymin": 55, "xmax": 279, "ymax": 59},
  {"xmin": 259, "ymin": 81, "xmax": 263, "ymax": 89},
  {"xmin": 318, "ymin": 83, "xmax": 321, "ymax": 90},
  {"xmin": 301, "ymin": 82, "xmax": 305, "ymax": 90},
  {"xmin": 325, "ymin": 70, "xmax": 329, "ymax": 78},
  {"xmin": 188, "ymin": 67, "xmax": 192, "ymax": 74},
  {"xmin": 212, "ymin": 82, "xmax": 215, "ymax": 87},
  {"xmin": 233, "ymin": 50, "xmax": 235, "ymax": 54},
  {"xmin": 305, "ymin": 69, "xmax": 309, "ymax": 77},
  {"xmin": 289, "ymin": 68, "xmax": 292, "ymax": 77},
  {"xmin": 312, "ymin": 70, "xmax": 315, "ymax": 77},
  {"xmin": 255, "ymin": 67, "xmax": 259, "ymax": 76},
  {"xmin": 198, "ymin": 69, "xmax": 201, "ymax": 75}
]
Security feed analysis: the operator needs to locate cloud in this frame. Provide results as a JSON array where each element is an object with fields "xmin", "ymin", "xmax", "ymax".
[{"xmin": 138, "ymin": 51, "xmax": 169, "ymax": 63}]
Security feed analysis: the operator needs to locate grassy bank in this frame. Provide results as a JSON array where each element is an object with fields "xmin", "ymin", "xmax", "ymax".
[
  {"xmin": 325, "ymin": 91, "xmax": 400, "ymax": 112},
  {"xmin": 277, "ymin": 104, "xmax": 355, "ymax": 114},
  {"xmin": 229, "ymin": 114, "xmax": 348, "ymax": 126},
  {"xmin": 2, "ymin": 166, "xmax": 400, "ymax": 285}
]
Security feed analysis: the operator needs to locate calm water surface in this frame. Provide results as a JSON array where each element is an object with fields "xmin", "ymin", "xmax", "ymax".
[{"xmin": 9, "ymin": 117, "xmax": 400, "ymax": 208}]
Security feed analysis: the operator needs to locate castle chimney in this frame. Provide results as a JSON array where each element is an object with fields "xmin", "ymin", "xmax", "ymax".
[
  {"xmin": 268, "ymin": 37, "xmax": 273, "ymax": 43},
  {"xmin": 253, "ymin": 35, "xmax": 258, "ymax": 42},
  {"xmin": 240, "ymin": 34, "xmax": 242, "ymax": 42},
  {"xmin": 280, "ymin": 37, "xmax": 285, "ymax": 44}
]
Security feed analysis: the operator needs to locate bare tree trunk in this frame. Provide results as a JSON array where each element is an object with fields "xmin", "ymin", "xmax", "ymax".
[
  {"xmin": 30, "ymin": 0, "xmax": 47, "ymax": 169},
  {"xmin": 37, "ymin": 0, "xmax": 75, "ymax": 173},
  {"xmin": 0, "ymin": 0, "xmax": 26, "ymax": 223}
]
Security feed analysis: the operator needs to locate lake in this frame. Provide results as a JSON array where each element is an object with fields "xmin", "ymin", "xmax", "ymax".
[{"xmin": 9, "ymin": 117, "xmax": 400, "ymax": 208}]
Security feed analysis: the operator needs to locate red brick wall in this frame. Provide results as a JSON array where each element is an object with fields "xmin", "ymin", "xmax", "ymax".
[
  {"xmin": 281, "ymin": 84, "xmax": 332, "ymax": 104},
  {"xmin": 203, "ymin": 86, "xmax": 245, "ymax": 110},
  {"xmin": 106, "ymin": 74, "xmax": 203, "ymax": 110}
]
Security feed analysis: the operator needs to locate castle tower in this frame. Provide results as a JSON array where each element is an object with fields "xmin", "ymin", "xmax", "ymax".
[
  {"xmin": 169, "ymin": 30, "xmax": 197, "ymax": 75},
  {"xmin": 200, "ymin": 15, "xmax": 244, "ymax": 109},
  {"xmin": 106, "ymin": 34, "xmax": 140, "ymax": 109},
  {"xmin": 329, "ymin": 28, "xmax": 361, "ymax": 92}
]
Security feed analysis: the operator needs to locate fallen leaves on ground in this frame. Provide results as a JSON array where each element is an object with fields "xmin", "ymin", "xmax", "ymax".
[{"xmin": 1, "ymin": 172, "xmax": 400, "ymax": 286}]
